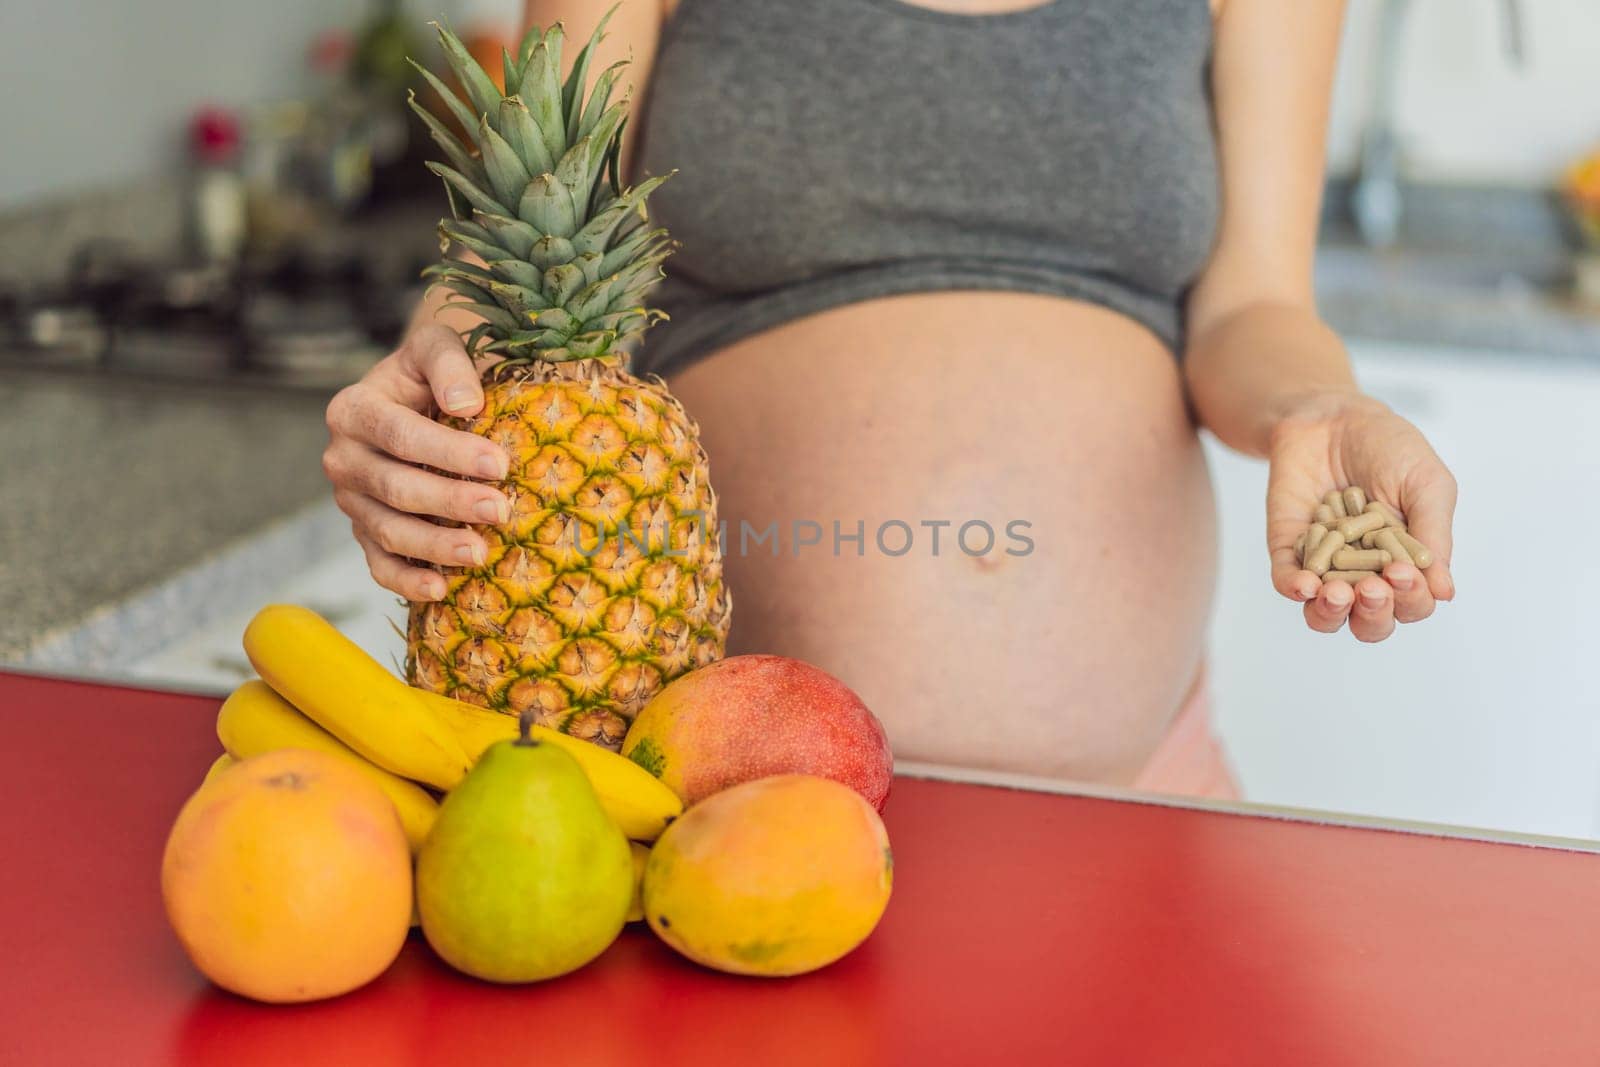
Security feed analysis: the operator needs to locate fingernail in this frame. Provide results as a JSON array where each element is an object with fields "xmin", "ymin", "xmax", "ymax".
[
  {"xmin": 474, "ymin": 452, "xmax": 505, "ymax": 480},
  {"xmin": 475, "ymin": 497, "xmax": 503, "ymax": 523},
  {"xmin": 1390, "ymin": 573, "xmax": 1412, "ymax": 591},
  {"xmin": 444, "ymin": 386, "xmax": 479, "ymax": 413},
  {"xmin": 455, "ymin": 541, "xmax": 485, "ymax": 566},
  {"xmin": 1360, "ymin": 587, "xmax": 1385, "ymax": 607},
  {"xmin": 422, "ymin": 577, "xmax": 445, "ymax": 600},
  {"xmin": 1324, "ymin": 589, "xmax": 1351, "ymax": 610}
]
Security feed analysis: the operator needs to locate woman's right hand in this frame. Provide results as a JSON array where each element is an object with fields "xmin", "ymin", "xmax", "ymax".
[{"xmin": 322, "ymin": 323, "xmax": 510, "ymax": 602}]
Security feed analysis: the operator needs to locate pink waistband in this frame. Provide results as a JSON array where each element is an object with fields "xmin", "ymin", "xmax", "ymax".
[{"xmin": 1131, "ymin": 661, "xmax": 1240, "ymax": 801}]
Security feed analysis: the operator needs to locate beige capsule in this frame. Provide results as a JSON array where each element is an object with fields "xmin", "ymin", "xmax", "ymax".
[
  {"xmin": 1392, "ymin": 530, "xmax": 1434, "ymax": 569},
  {"xmin": 1304, "ymin": 523, "xmax": 1329, "ymax": 559},
  {"xmin": 1365, "ymin": 500, "xmax": 1405, "ymax": 528},
  {"xmin": 1332, "ymin": 548, "xmax": 1392, "ymax": 571},
  {"xmin": 1314, "ymin": 504, "xmax": 1337, "ymax": 526},
  {"xmin": 1337, "ymin": 511, "xmax": 1387, "ymax": 541},
  {"xmin": 1359, "ymin": 529, "xmax": 1381, "ymax": 549},
  {"xmin": 1342, "ymin": 487, "xmax": 1368, "ymax": 516},
  {"xmin": 1323, "ymin": 490, "xmax": 1348, "ymax": 519},
  {"xmin": 1294, "ymin": 530, "xmax": 1307, "ymax": 563},
  {"xmin": 1323, "ymin": 570, "xmax": 1385, "ymax": 584},
  {"xmin": 1373, "ymin": 528, "xmax": 1412, "ymax": 566},
  {"xmin": 1304, "ymin": 528, "xmax": 1346, "ymax": 576}
]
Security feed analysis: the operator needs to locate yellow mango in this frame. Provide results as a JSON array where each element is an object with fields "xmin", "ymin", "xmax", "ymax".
[{"xmin": 642, "ymin": 775, "xmax": 892, "ymax": 976}]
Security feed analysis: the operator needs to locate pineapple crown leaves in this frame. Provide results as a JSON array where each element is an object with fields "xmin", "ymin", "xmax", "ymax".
[{"xmin": 408, "ymin": 6, "xmax": 674, "ymax": 364}]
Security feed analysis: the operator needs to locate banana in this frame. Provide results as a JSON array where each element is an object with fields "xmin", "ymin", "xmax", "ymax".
[
  {"xmin": 217, "ymin": 679, "xmax": 440, "ymax": 852},
  {"xmin": 413, "ymin": 690, "xmax": 684, "ymax": 842},
  {"xmin": 201, "ymin": 752, "xmax": 236, "ymax": 787},
  {"xmin": 242, "ymin": 604, "xmax": 470, "ymax": 790},
  {"xmin": 237, "ymin": 603, "xmax": 679, "ymax": 840},
  {"xmin": 409, "ymin": 689, "xmax": 521, "ymax": 761}
]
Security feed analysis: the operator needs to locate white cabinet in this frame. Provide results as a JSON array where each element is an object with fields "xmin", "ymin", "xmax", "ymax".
[{"xmin": 1205, "ymin": 341, "xmax": 1600, "ymax": 838}]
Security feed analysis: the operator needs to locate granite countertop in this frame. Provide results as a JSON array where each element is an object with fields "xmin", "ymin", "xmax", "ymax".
[
  {"xmin": 1315, "ymin": 241, "xmax": 1600, "ymax": 362},
  {"xmin": 0, "ymin": 369, "xmax": 334, "ymax": 660}
]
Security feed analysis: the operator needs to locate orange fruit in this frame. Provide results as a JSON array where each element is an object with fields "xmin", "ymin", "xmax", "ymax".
[{"xmin": 161, "ymin": 747, "xmax": 413, "ymax": 1003}]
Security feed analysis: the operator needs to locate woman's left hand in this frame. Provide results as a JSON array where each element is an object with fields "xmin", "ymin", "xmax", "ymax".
[{"xmin": 1265, "ymin": 389, "xmax": 1458, "ymax": 642}]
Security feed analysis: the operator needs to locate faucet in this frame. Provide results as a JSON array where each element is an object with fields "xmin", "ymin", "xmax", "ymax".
[{"xmin": 1350, "ymin": 0, "xmax": 1526, "ymax": 248}]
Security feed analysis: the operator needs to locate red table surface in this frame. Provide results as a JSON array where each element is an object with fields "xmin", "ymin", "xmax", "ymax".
[{"xmin": 2, "ymin": 669, "xmax": 1599, "ymax": 1066}]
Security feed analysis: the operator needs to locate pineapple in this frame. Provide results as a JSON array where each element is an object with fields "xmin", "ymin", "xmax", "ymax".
[{"xmin": 403, "ymin": 13, "xmax": 730, "ymax": 749}]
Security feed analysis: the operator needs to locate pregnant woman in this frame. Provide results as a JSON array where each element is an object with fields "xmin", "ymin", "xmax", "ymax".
[{"xmin": 322, "ymin": 0, "xmax": 1457, "ymax": 797}]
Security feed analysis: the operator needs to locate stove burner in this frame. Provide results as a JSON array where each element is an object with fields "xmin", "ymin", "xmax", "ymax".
[{"xmin": 0, "ymin": 235, "xmax": 426, "ymax": 389}]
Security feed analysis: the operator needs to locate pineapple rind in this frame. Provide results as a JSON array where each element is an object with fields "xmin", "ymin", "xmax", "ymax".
[{"xmin": 406, "ymin": 361, "xmax": 730, "ymax": 749}]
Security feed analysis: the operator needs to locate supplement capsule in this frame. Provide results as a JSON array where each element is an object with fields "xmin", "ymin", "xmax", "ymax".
[
  {"xmin": 1359, "ymin": 530, "xmax": 1382, "ymax": 549},
  {"xmin": 1343, "ymin": 487, "xmax": 1368, "ymax": 516},
  {"xmin": 1332, "ymin": 548, "xmax": 1391, "ymax": 571},
  {"xmin": 1374, "ymin": 528, "xmax": 1413, "ymax": 566},
  {"xmin": 1337, "ymin": 511, "xmax": 1386, "ymax": 541},
  {"xmin": 1302, "ymin": 524, "xmax": 1328, "ymax": 566},
  {"xmin": 1393, "ymin": 530, "xmax": 1434, "ymax": 569},
  {"xmin": 1314, "ymin": 504, "xmax": 1337, "ymax": 526},
  {"xmin": 1304, "ymin": 528, "xmax": 1346, "ymax": 576},
  {"xmin": 1323, "ymin": 490, "xmax": 1348, "ymax": 520},
  {"xmin": 1294, "ymin": 530, "xmax": 1307, "ymax": 563},
  {"xmin": 1365, "ymin": 500, "xmax": 1404, "ymax": 527},
  {"xmin": 1323, "ymin": 570, "xmax": 1384, "ymax": 584}
]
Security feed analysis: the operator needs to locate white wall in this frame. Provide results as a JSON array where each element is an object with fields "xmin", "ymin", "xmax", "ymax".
[
  {"xmin": 1328, "ymin": 0, "xmax": 1600, "ymax": 186},
  {"xmin": 0, "ymin": 0, "xmax": 478, "ymax": 208}
]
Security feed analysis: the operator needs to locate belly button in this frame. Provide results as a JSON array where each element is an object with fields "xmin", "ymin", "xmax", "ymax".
[{"xmin": 970, "ymin": 553, "xmax": 1005, "ymax": 574}]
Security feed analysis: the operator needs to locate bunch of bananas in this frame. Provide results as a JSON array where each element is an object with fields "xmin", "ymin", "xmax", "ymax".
[{"xmin": 207, "ymin": 604, "xmax": 683, "ymax": 851}]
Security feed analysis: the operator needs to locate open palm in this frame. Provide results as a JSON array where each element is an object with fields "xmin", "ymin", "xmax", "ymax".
[{"xmin": 1265, "ymin": 394, "xmax": 1457, "ymax": 642}]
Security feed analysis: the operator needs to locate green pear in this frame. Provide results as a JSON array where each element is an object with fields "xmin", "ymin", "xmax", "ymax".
[{"xmin": 416, "ymin": 709, "xmax": 633, "ymax": 982}]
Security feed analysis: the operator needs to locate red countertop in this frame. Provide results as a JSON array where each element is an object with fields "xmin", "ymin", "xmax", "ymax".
[{"xmin": 3, "ymin": 668, "xmax": 1598, "ymax": 1066}]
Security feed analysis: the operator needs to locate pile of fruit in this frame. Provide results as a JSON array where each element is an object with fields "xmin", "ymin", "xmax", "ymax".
[
  {"xmin": 164, "ymin": 12, "xmax": 898, "ymax": 1005},
  {"xmin": 162, "ymin": 605, "xmax": 896, "ymax": 1003}
]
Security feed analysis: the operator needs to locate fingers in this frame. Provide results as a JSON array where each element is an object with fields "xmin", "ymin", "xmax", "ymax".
[
  {"xmin": 1384, "ymin": 561, "xmax": 1435, "ymax": 624},
  {"xmin": 324, "ymin": 443, "xmax": 510, "ymax": 525},
  {"xmin": 1345, "ymin": 575, "xmax": 1396, "ymax": 643},
  {"xmin": 398, "ymin": 323, "xmax": 487, "ymax": 417},
  {"xmin": 1304, "ymin": 578, "xmax": 1355, "ymax": 634},
  {"xmin": 326, "ymin": 382, "xmax": 507, "ymax": 482},
  {"xmin": 1264, "ymin": 454, "xmax": 1335, "ymax": 605},
  {"xmin": 353, "ymin": 528, "xmax": 447, "ymax": 602},
  {"xmin": 323, "ymin": 388, "xmax": 499, "ymax": 479},
  {"xmin": 1301, "ymin": 564, "xmax": 1431, "ymax": 639},
  {"xmin": 336, "ymin": 490, "xmax": 488, "ymax": 569},
  {"xmin": 1304, "ymin": 574, "xmax": 1399, "ymax": 641},
  {"xmin": 1401, "ymin": 463, "xmax": 1458, "ymax": 602},
  {"xmin": 1270, "ymin": 549, "xmax": 1320, "ymax": 603}
]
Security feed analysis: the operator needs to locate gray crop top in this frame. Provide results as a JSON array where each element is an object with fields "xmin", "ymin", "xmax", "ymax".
[{"xmin": 633, "ymin": 0, "xmax": 1220, "ymax": 376}]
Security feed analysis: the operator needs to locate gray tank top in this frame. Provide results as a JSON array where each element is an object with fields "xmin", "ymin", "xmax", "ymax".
[{"xmin": 634, "ymin": 0, "xmax": 1219, "ymax": 376}]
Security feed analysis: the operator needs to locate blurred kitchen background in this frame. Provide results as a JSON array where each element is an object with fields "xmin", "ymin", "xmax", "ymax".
[{"xmin": 1, "ymin": 0, "xmax": 1598, "ymax": 839}]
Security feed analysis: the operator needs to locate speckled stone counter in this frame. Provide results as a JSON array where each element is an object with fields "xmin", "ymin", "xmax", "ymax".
[
  {"xmin": 0, "ymin": 369, "xmax": 335, "ymax": 661},
  {"xmin": 1316, "ymin": 242, "xmax": 1600, "ymax": 362}
]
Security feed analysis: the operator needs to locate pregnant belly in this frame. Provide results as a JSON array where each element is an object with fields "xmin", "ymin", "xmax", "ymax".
[{"xmin": 666, "ymin": 291, "xmax": 1219, "ymax": 784}]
